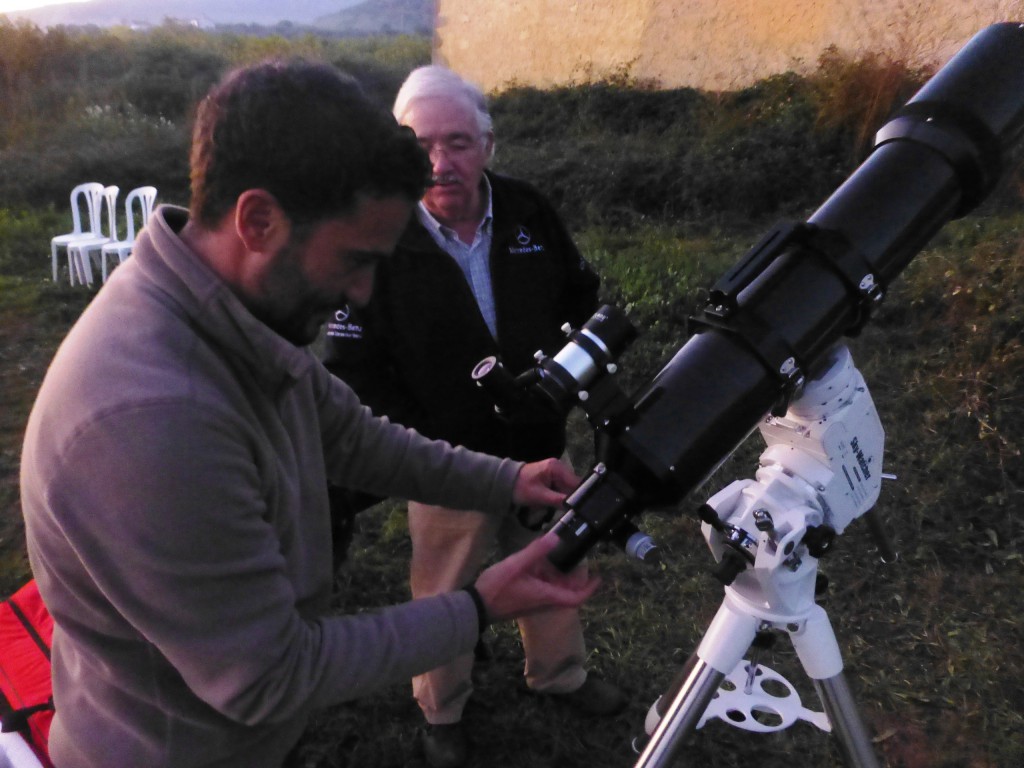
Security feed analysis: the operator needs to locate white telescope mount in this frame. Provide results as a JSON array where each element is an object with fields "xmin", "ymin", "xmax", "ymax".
[{"xmin": 636, "ymin": 343, "xmax": 895, "ymax": 768}]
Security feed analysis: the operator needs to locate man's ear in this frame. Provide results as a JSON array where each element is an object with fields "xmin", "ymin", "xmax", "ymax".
[{"xmin": 235, "ymin": 189, "xmax": 290, "ymax": 255}]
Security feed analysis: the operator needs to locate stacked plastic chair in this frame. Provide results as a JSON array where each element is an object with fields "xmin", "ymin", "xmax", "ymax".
[
  {"xmin": 66, "ymin": 186, "xmax": 120, "ymax": 287},
  {"xmin": 49, "ymin": 182, "xmax": 104, "ymax": 283},
  {"xmin": 100, "ymin": 186, "xmax": 157, "ymax": 283}
]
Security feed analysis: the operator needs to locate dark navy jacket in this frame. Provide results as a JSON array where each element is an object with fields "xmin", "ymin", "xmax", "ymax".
[{"xmin": 323, "ymin": 172, "xmax": 600, "ymax": 462}]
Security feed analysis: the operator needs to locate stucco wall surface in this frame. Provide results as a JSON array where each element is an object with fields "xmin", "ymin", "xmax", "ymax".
[{"xmin": 435, "ymin": 1, "xmax": 1023, "ymax": 91}]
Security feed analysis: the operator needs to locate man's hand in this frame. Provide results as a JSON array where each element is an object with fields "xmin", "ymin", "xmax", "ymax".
[
  {"xmin": 473, "ymin": 533, "xmax": 599, "ymax": 622},
  {"xmin": 511, "ymin": 457, "xmax": 580, "ymax": 509}
]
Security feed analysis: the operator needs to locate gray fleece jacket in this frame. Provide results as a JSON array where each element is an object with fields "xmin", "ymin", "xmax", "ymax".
[{"xmin": 20, "ymin": 206, "xmax": 522, "ymax": 768}]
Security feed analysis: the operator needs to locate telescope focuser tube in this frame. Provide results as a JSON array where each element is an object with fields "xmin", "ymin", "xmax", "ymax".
[{"xmin": 533, "ymin": 304, "xmax": 638, "ymax": 412}]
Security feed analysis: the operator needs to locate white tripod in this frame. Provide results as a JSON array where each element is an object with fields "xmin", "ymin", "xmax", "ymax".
[{"xmin": 638, "ymin": 344, "xmax": 890, "ymax": 767}]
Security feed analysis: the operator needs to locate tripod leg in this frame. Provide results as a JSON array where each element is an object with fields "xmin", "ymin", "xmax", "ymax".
[
  {"xmin": 635, "ymin": 598, "xmax": 759, "ymax": 768},
  {"xmin": 636, "ymin": 655, "xmax": 724, "ymax": 767},
  {"xmin": 791, "ymin": 606, "xmax": 881, "ymax": 768},
  {"xmin": 815, "ymin": 674, "xmax": 882, "ymax": 768}
]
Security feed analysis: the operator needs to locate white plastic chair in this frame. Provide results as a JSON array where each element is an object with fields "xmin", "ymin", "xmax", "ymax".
[
  {"xmin": 67, "ymin": 185, "xmax": 119, "ymax": 287},
  {"xmin": 50, "ymin": 182, "xmax": 104, "ymax": 283},
  {"xmin": 100, "ymin": 186, "xmax": 157, "ymax": 282}
]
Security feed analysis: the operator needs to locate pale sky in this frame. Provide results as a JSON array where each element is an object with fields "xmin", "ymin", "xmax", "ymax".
[{"xmin": 0, "ymin": 0, "xmax": 91, "ymax": 12}]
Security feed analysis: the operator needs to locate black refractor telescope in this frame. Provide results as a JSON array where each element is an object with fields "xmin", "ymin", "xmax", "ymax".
[{"xmin": 474, "ymin": 23, "xmax": 1024, "ymax": 572}]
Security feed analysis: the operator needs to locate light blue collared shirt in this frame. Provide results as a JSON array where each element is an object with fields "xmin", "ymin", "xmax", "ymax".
[{"xmin": 416, "ymin": 176, "xmax": 497, "ymax": 339}]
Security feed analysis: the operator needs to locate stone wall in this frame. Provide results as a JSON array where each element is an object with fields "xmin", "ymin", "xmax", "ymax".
[{"xmin": 434, "ymin": 0, "xmax": 1023, "ymax": 92}]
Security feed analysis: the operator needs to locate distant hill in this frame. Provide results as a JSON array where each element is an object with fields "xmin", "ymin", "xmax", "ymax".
[
  {"xmin": 316, "ymin": 0, "xmax": 434, "ymax": 36},
  {"xmin": 5, "ymin": 1, "xmax": 366, "ymax": 30}
]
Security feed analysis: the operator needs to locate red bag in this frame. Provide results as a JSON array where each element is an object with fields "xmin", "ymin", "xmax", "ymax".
[{"xmin": 1, "ymin": 580, "xmax": 55, "ymax": 768}]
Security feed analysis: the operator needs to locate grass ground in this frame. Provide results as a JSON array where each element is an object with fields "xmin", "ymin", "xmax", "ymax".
[
  {"xmin": 1, "ymin": 209, "xmax": 1021, "ymax": 767},
  {"xmin": 0, "ymin": 267, "xmax": 91, "ymax": 596}
]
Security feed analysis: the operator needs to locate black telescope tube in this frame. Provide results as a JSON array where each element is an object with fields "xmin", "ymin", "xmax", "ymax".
[{"xmin": 549, "ymin": 23, "xmax": 1024, "ymax": 571}]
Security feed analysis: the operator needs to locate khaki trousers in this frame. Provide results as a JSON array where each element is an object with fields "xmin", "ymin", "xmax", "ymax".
[{"xmin": 408, "ymin": 500, "xmax": 588, "ymax": 724}]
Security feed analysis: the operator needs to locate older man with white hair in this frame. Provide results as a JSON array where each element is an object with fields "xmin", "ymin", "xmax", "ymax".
[{"xmin": 324, "ymin": 65, "xmax": 625, "ymax": 768}]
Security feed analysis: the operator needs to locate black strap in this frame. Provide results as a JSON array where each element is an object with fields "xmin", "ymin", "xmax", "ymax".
[
  {"xmin": 0, "ymin": 588, "xmax": 55, "ymax": 733},
  {"xmin": 8, "ymin": 597, "xmax": 51, "ymax": 661},
  {"xmin": 1, "ymin": 698, "xmax": 54, "ymax": 735},
  {"xmin": 461, "ymin": 585, "xmax": 489, "ymax": 636}
]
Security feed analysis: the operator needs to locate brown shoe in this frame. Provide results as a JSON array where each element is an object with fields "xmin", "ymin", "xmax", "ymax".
[
  {"xmin": 555, "ymin": 675, "xmax": 628, "ymax": 716},
  {"xmin": 421, "ymin": 723, "xmax": 468, "ymax": 768}
]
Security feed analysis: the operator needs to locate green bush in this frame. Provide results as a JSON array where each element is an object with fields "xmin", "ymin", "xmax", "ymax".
[
  {"xmin": 122, "ymin": 38, "xmax": 227, "ymax": 121},
  {"xmin": 0, "ymin": 106, "xmax": 191, "ymax": 207},
  {"xmin": 0, "ymin": 22, "xmax": 431, "ymax": 209},
  {"xmin": 0, "ymin": 207, "xmax": 62, "ymax": 275},
  {"xmin": 811, "ymin": 44, "xmax": 930, "ymax": 161},
  {"xmin": 492, "ymin": 72, "xmax": 854, "ymax": 227}
]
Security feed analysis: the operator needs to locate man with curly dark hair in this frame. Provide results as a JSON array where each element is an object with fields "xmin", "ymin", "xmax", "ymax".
[{"xmin": 21, "ymin": 60, "xmax": 598, "ymax": 768}]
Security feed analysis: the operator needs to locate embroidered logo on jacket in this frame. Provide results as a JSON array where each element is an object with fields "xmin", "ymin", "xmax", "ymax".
[
  {"xmin": 326, "ymin": 304, "xmax": 364, "ymax": 340},
  {"xmin": 509, "ymin": 224, "xmax": 545, "ymax": 255}
]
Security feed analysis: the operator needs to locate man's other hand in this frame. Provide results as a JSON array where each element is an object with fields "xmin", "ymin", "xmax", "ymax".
[
  {"xmin": 511, "ymin": 457, "xmax": 579, "ymax": 509},
  {"xmin": 473, "ymin": 533, "xmax": 599, "ymax": 622}
]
